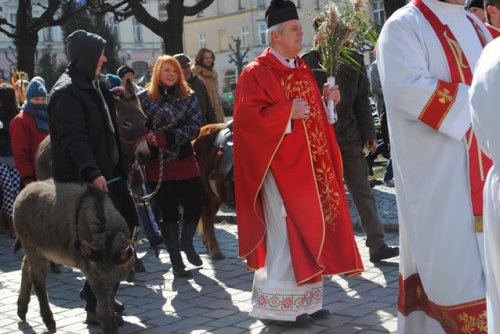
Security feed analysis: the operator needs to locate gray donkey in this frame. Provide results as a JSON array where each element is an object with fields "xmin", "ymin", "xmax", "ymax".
[{"xmin": 14, "ymin": 180, "xmax": 134, "ymax": 334}]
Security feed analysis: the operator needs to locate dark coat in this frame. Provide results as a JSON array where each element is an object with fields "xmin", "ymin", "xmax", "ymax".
[
  {"xmin": 301, "ymin": 49, "xmax": 376, "ymax": 148},
  {"xmin": 48, "ymin": 31, "xmax": 128, "ymax": 183},
  {"xmin": 188, "ymin": 75, "xmax": 217, "ymax": 125}
]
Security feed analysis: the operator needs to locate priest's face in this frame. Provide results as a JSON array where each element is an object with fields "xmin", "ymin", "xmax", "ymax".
[{"xmin": 273, "ymin": 20, "xmax": 303, "ymax": 58}]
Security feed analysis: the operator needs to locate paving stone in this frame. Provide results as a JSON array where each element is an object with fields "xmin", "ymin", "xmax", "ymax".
[{"xmin": 0, "ymin": 185, "xmax": 401, "ymax": 333}]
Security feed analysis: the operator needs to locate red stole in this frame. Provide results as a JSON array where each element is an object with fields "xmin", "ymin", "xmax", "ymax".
[
  {"xmin": 233, "ymin": 49, "xmax": 363, "ymax": 285},
  {"xmin": 414, "ymin": 0, "xmax": 492, "ymax": 231},
  {"xmin": 397, "ymin": 1, "xmax": 488, "ymax": 331},
  {"xmin": 486, "ymin": 24, "xmax": 500, "ymax": 39}
]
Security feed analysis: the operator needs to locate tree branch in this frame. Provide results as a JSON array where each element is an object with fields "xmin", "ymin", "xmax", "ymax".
[
  {"xmin": 127, "ymin": 0, "xmax": 164, "ymax": 35},
  {"xmin": 184, "ymin": 0, "xmax": 215, "ymax": 16}
]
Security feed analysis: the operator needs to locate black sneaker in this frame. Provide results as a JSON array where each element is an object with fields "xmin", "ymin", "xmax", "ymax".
[{"xmin": 370, "ymin": 244, "xmax": 399, "ymax": 263}]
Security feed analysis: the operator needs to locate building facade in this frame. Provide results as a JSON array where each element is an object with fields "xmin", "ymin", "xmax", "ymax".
[{"xmin": 0, "ymin": 0, "xmax": 384, "ymax": 93}]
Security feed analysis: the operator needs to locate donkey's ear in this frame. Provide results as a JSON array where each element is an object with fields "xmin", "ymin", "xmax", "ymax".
[
  {"xmin": 79, "ymin": 241, "xmax": 103, "ymax": 263},
  {"xmin": 113, "ymin": 244, "xmax": 134, "ymax": 266},
  {"xmin": 123, "ymin": 79, "xmax": 136, "ymax": 98}
]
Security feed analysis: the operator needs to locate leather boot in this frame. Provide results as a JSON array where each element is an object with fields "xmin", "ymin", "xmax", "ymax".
[
  {"xmin": 163, "ymin": 222, "xmax": 191, "ymax": 278},
  {"xmin": 180, "ymin": 219, "xmax": 202, "ymax": 266}
]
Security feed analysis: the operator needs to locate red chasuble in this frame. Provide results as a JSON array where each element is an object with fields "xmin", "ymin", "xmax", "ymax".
[{"xmin": 233, "ymin": 48, "xmax": 363, "ymax": 285}]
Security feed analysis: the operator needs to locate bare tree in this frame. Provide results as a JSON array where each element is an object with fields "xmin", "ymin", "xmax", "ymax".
[
  {"xmin": 111, "ymin": 0, "xmax": 215, "ymax": 55},
  {"xmin": 0, "ymin": 0, "xmax": 115, "ymax": 77},
  {"xmin": 228, "ymin": 36, "xmax": 249, "ymax": 77}
]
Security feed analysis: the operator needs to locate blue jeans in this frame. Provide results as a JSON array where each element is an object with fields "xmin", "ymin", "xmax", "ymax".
[
  {"xmin": 137, "ymin": 184, "xmax": 161, "ymax": 240},
  {"xmin": 383, "ymin": 157, "xmax": 393, "ymax": 181}
]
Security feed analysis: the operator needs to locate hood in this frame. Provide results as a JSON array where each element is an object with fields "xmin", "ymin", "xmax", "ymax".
[{"xmin": 67, "ymin": 30, "xmax": 106, "ymax": 81}]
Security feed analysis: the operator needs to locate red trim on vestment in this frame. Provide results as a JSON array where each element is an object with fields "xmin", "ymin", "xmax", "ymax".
[
  {"xmin": 414, "ymin": 0, "xmax": 492, "ymax": 218},
  {"xmin": 418, "ymin": 80, "xmax": 458, "ymax": 130},
  {"xmin": 398, "ymin": 274, "xmax": 487, "ymax": 333},
  {"xmin": 486, "ymin": 24, "xmax": 500, "ymax": 39}
]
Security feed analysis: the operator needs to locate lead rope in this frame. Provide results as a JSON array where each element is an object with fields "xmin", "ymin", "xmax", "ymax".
[{"xmin": 135, "ymin": 110, "xmax": 166, "ymax": 205}]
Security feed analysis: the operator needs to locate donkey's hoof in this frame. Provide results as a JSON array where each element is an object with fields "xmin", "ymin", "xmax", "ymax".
[
  {"xmin": 17, "ymin": 310, "xmax": 26, "ymax": 322},
  {"xmin": 46, "ymin": 321, "xmax": 56, "ymax": 333},
  {"xmin": 211, "ymin": 253, "xmax": 225, "ymax": 260}
]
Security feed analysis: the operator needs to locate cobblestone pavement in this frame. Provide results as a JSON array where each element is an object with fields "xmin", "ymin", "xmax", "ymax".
[{"xmin": 0, "ymin": 184, "xmax": 399, "ymax": 334}]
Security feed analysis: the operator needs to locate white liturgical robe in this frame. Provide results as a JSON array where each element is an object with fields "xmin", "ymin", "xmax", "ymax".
[
  {"xmin": 470, "ymin": 38, "xmax": 500, "ymax": 334},
  {"xmin": 378, "ymin": 0, "xmax": 491, "ymax": 332}
]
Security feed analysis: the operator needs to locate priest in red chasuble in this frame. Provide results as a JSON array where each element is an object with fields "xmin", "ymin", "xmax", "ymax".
[{"xmin": 233, "ymin": 0, "xmax": 363, "ymax": 325}]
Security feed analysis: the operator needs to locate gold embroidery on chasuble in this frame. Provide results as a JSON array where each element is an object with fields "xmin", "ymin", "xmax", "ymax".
[
  {"xmin": 444, "ymin": 31, "xmax": 468, "ymax": 83},
  {"xmin": 437, "ymin": 89, "xmax": 453, "ymax": 104},
  {"xmin": 280, "ymin": 73, "xmax": 340, "ymax": 231}
]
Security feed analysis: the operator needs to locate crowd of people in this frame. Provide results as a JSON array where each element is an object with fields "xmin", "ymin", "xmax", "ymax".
[{"xmin": 1, "ymin": 0, "xmax": 500, "ymax": 331}]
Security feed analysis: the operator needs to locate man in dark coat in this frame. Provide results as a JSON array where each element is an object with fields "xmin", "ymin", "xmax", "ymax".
[
  {"xmin": 48, "ymin": 30, "xmax": 138, "ymax": 325},
  {"xmin": 174, "ymin": 53, "xmax": 217, "ymax": 125},
  {"xmin": 302, "ymin": 32, "xmax": 399, "ymax": 263}
]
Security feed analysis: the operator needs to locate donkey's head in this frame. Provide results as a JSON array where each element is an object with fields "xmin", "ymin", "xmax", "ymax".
[
  {"xmin": 77, "ymin": 186, "xmax": 135, "ymax": 283},
  {"xmin": 113, "ymin": 80, "xmax": 150, "ymax": 164}
]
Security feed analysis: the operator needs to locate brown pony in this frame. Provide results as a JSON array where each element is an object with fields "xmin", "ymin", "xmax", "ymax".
[{"xmin": 193, "ymin": 122, "xmax": 235, "ymax": 260}]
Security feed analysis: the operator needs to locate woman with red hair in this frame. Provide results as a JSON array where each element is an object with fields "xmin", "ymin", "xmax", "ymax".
[{"xmin": 138, "ymin": 55, "xmax": 203, "ymax": 278}]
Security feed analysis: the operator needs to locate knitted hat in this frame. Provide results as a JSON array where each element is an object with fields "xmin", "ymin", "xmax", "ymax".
[
  {"xmin": 116, "ymin": 65, "xmax": 135, "ymax": 79},
  {"xmin": 105, "ymin": 74, "xmax": 122, "ymax": 90},
  {"xmin": 265, "ymin": 0, "xmax": 299, "ymax": 28},
  {"xmin": 173, "ymin": 53, "xmax": 192, "ymax": 67},
  {"xmin": 25, "ymin": 79, "xmax": 47, "ymax": 101},
  {"xmin": 466, "ymin": 0, "xmax": 484, "ymax": 9}
]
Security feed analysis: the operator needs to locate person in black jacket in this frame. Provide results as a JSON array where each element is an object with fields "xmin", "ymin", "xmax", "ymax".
[
  {"xmin": 302, "ymin": 23, "xmax": 399, "ymax": 263},
  {"xmin": 174, "ymin": 53, "xmax": 217, "ymax": 125},
  {"xmin": 48, "ymin": 30, "xmax": 138, "ymax": 325}
]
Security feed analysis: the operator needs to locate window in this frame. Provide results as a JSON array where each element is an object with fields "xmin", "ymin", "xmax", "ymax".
[
  {"xmin": 372, "ymin": 0, "xmax": 385, "ymax": 27},
  {"xmin": 258, "ymin": 0, "xmax": 266, "ymax": 8},
  {"xmin": 219, "ymin": 29, "xmax": 228, "ymax": 51},
  {"xmin": 8, "ymin": 13, "xmax": 15, "ymax": 32},
  {"xmin": 240, "ymin": 26, "xmax": 249, "ymax": 47},
  {"xmin": 132, "ymin": 17, "xmax": 143, "ymax": 42},
  {"xmin": 315, "ymin": 0, "xmax": 320, "ymax": 9},
  {"xmin": 259, "ymin": 24, "xmax": 267, "ymax": 45},
  {"xmin": 223, "ymin": 69, "xmax": 236, "ymax": 93},
  {"xmin": 217, "ymin": 0, "xmax": 225, "ymax": 14},
  {"xmin": 296, "ymin": 0, "xmax": 301, "ymax": 8},
  {"xmin": 199, "ymin": 33, "xmax": 206, "ymax": 49},
  {"xmin": 238, "ymin": 0, "xmax": 245, "ymax": 10},
  {"xmin": 40, "ymin": 27, "xmax": 53, "ymax": 42},
  {"xmin": 107, "ymin": 16, "xmax": 120, "ymax": 39}
]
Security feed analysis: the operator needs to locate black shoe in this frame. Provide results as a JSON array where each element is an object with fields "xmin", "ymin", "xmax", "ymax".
[
  {"xmin": 86, "ymin": 311, "xmax": 124, "ymax": 326},
  {"xmin": 113, "ymin": 299, "xmax": 125, "ymax": 314},
  {"xmin": 310, "ymin": 309, "xmax": 330, "ymax": 319},
  {"xmin": 268, "ymin": 314, "xmax": 314, "ymax": 327},
  {"xmin": 173, "ymin": 267, "xmax": 192, "ymax": 278},
  {"xmin": 370, "ymin": 244, "xmax": 399, "ymax": 263}
]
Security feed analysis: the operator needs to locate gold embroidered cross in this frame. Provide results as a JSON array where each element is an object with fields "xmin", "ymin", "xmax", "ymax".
[{"xmin": 437, "ymin": 89, "xmax": 453, "ymax": 104}]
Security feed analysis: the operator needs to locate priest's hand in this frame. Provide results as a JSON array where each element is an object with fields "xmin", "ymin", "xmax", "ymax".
[
  {"xmin": 323, "ymin": 84, "xmax": 341, "ymax": 106},
  {"xmin": 291, "ymin": 98, "xmax": 311, "ymax": 119}
]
